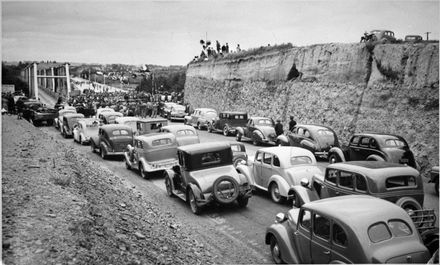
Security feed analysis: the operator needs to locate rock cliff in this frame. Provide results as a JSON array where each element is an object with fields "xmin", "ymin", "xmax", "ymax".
[{"xmin": 184, "ymin": 43, "xmax": 439, "ymax": 173}]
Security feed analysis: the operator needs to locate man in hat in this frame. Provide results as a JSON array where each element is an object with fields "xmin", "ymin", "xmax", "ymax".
[
  {"xmin": 288, "ymin": 116, "xmax": 297, "ymax": 132},
  {"xmin": 275, "ymin": 119, "xmax": 284, "ymax": 136}
]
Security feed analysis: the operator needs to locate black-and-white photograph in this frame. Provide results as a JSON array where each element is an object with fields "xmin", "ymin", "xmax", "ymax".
[{"xmin": 2, "ymin": 0, "xmax": 439, "ymax": 264}]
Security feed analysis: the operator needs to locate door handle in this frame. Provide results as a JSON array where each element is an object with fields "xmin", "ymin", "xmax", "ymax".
[{"xmin": 324, "ymin": 250, "xmax": 330, "ymax": 255}]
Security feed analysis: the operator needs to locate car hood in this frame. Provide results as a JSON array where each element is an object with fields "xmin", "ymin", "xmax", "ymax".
[
  {"xmin": 284, "ymin": 166, "xmax": 322, "ymax": 185},
  {"xmin": 189, "ymin": 165, "xmax": 240, "ymax": 193}
]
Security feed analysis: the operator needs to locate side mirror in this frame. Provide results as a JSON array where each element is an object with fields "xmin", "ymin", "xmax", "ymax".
[
  {"xmin": 275, "ymin": 213, "xmax": 286, "ymax": 223},
  {"xmin": 300, "ymin": 178, "xmax": 310, "ymax": 188}
]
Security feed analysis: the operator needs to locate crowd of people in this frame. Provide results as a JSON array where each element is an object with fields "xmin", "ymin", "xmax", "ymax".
[{"xmin": 193, "ymin": 39, "xmax": 243, "ymax": 62}]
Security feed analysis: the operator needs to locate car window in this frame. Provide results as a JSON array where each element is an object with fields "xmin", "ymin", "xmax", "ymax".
[
  {"xmin": 297, "ymin": 128, "xmax": 304, "ymax": 135},
  {"xmin": 300, "ymin": 210, "xmax": 311, "ymax": 231},
  {"xmin": 355, "ymin": 174, "xmax": 367, "ymax": 192},
  {"xmin": 385, "ymin": 139, "xmax": 406, "ymax": 147},
  {"xmin": 360, "ymin": 137, "xmax": 370, "ymax": 147},
  {"xmin": 339, "ymin": 171, "xmax": 354, "ymax": 189},
  {"xmin": 255, "ymin": 152, "xmax": 263, "ymax": 163},
  {"xmin": 304, "ymin": 130, "xmax": 311, "ymax": 139},
  {"xmin": 326, "ymin": 169, "xmax": 338, "ymax": 184},
  {"xmin": 290, "ymin": 156, "xmax": 312, "ymax": 166},
  {"xmin": 370, "ymin": 138, "xmax": 377, "ymax": 148},
  {"xmin": 388, "ymin": 220, "xmax": 412, "ymax": 237},
  {"xmin": 230, "ymin": 144, "xmax": 240, "ymax": 152},
  {"xmin": 201, "ymin": 152, "xmax": 221, "ymax": 165},
  {"xmin": 136, "ymin": 140, "xmax": 143, "ymax": 149},
  {"xmin": 368, "ymin": 222, "xmax": 392, "ymax": 243},
  {"xmin": 313, "ymin": 214, "xmax": 330, "ymax": 241},
  {"xmin": 385, "ymin": 176, "xmax": 417, "ymax": 189},
  {"xmin": 350, "ymin": 136, "xmax": 360, "ymax": 145},
  {"xmin": 273, "ymin": 155, "xmax": 280, "ymax": 167},
  {"xmin": 317, "ymin": 129, "xmax": 334, "ymax": 136},
  {"xmin": 185, "ymin": 129, "xmax": 195, "ymax": 135},
  {"xmin": 333, "ymin": 223, "xmax": 348, "ymax": 247},
  {"xmin": 152, "ymin": 138, "xmax": 172, "ymax": 146},
  {"xmin": 176, "ymin": 130, "xmax": 186, "ymax": 135},
  {"xmin": 263, "ymin": 153, "xmax": 272, "ymax": 165},
  {"xmin": 257, "ymin": 119, "xmax": 273, "ymax": 126}
]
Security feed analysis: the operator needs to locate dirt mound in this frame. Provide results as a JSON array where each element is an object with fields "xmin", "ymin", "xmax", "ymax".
[{"xmin": 2, "ymin": 115, "xmax": 219, "ymax": 265}]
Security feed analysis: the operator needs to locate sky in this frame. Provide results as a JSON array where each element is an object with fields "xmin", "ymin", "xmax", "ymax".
[{"xmin": 2, "ymin": 0, "xmax": 439, "ymax": 66}]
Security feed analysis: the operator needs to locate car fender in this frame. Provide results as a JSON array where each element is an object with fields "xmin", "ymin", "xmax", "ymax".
[
  {"xmin": 187, "ymin": 183, "xmax": 203, "ymax": 200},
  {"xmin": 253, "ymin": 130, "xmax": 264, "ymax": 141},
  {"xmin": 236, "ymin": 126, "xmax": 244, "ymax": 135},
  {"xmin": 164, "ymin": 169, "xmax": 176, "ymax": 190},
  {"xmin": 366, "ymin": 154, "xmax": 385, "ymax": 161},
  {"xmin": 236, "ymin": 164, "xmax": 255, "ymax": 186},
  {"xmin": 329, "ymin": 147, "xmax": 346, "ymax": 162},
  {"xmin": 288, "ymin": 185, "xmax": 320, "ymax": 206},
  {"xmin": 100, "ymin": 141, "xmax": 109, "ymax": 153},
  {"xmin": 269, "ymin": 175, "xmax": 290, "ymax": 197},
  {"xmin": 265, "ymin": 225, "xmax": 300, "ymax": 264},
  {"xmin": 90, "ymin": 136, "xmax": 99, "ymax": 147},
  {"xmin": 138, "ymin": 157, "xmax": 149, "ymax": 171},
  {"xmin": 277, "ymin": 135, "xmax": 289, "ymax": 146}
]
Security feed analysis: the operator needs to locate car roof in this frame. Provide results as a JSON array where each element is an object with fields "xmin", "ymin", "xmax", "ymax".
[
  {"xmin": 304, "ymin": 195, "xmax": 410, "ymax": 225},
  {"xmin": 134, "ymin": 132, "xmax": 176, "ymax": 142},
  {"xmin": 115, "ymin": 116, "xmax": 140, "ymax": 122},
  {"xmin": 137, "ymin": 117, "xmax": 168, "ymax": 123},
  {"xmin": 178, "ymin": 142, "xmax": 231, "ymax": 154},
  {"xmin": 219, "ymin": 111, "xmax": 247, "ymax": 115},
  {"xmin": 162, "ymin": 125, "xmax": 196, "ymax": 132},
  {"xmin": 100, "ymin": 124, "xmax": 132, "ymax": 132},
  {"xmin": 296, "ymin": 124, "xmax": 334, "ymax": 131},
  {"xmin": 327, "ymin": 161, "xmax": 419, "ymax": 177},
  {"xmin": 64, "ymin": 113, "xmax": 85, "ymax": 118},
  {"xmin": 101, "ymin": 111, "xmax": 123, "ymax": 117},
  {"xmin": 257, "ymin": 146, "xmax": 315, "ymax": 160}
]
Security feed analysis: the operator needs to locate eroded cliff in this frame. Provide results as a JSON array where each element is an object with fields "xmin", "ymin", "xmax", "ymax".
[{"xmin": 184, "ymin": 43, "xmax": 439, "ymax": 173}]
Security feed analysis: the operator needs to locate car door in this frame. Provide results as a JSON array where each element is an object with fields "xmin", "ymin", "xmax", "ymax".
[
  {"xmin": 310, "ymin": 213, "xmax": 332, "ymax": 264},
  {"xmin": 356, "ymin": 136, "xmax": 373, "ymax": 160},
  {"xmin": 261, "ymin": 152, "xmax": 274, "ymax": 188},
  {"xmin": 246, "ymin": 119, "xmax": 256, "ymax": 138},
  {"xmin": 252, "ymin": 151, "xmax": 264, "ymax": 187},
  {"xmin": 331, "ymin": 222, "xmax": 351, "ymax": 263},
  {"xmin": 347, "ymin": 136, "xmax": 361, "ymax": 160},
  {"xmin": 295, "ymin": 209, "xmax": 313, "ymax": 264}
]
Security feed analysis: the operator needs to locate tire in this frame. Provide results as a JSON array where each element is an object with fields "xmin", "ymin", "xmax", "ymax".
[
  {"xmin": 329, "ymin": 153, "xmax": 340, "ymax": 164},
  {"xmin": 236, "ymin": 132, "xmax": 242, "ymax": 142},
  {"xmin": 291, "ymin": 190, "xmax": 301, "ymax": 208},
  {"xmin": 223, "ymin": 125, "xmax": 230, "ymax": 136},
  {"xmin": 237, "ymin": 196, "xmax": 249, "ymax": 208},
  {"xmin": 396, "ymin": 197, "xmax": 422, "ymax": 225},
  {"xmin": 269, "ymin": 182, "xmax": 285, "ymax": 203},
  {"xmin": 139, "ymin": 164, "xmax": 148, "ymax": 179},
  {"xmin": 212, "ymin": 176, "xmax": 239, "ymax": 204},
  {"xmin": 188, "ymin": 189, "xmax": 201, "ymax": 215},
  {"xmin": 47, "ymin": 120, "xmax": 54, "ymax": 126},
  {"xmin": 165, "ymin": 177, "xmax": 174, "ymax": 197},
  {"xmin": 100, "ymin": 147, "xmax": 107, "ymax": 160},
  {"xmin": 270, "ymin": 236, "xmax": 283, "ymax": 264},
  {"xmin": 252, "ymin": 137, "xmax": 260, "ymax": 146}
]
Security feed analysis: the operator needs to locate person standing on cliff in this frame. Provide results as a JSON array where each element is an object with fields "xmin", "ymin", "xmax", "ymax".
[
  {"xmin": 275, "ymin": 119, "xmax": 284, "ymax": 136},
  {"xmin": 216, "ymin": 40, "xmax": 221, "ymax": 53},
  {"xmin": 226, "ymin": 43, "xmax": 229, "ymax": 53},
  {"xmin": 289, "ymin": 116, "xmax": 297, "ymax": 131}
]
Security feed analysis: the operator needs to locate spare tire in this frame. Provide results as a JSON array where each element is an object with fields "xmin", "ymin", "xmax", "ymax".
[{"xmin": 212, "ymin": 176, "xmax": 239, "ymax": 204}]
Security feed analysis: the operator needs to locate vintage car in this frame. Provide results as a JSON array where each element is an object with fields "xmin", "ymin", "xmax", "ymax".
[
  {"xmin": 100, "ymin": 111, "xmax": 124, "ymax": 124},
  {"xmin": 426, "ymin": 166, "xmax": 439, "ymax": 196},
  {"xmin": 184, "ymin": 108, "xmax": 218, "ymax": 130},
  {"xmin": 90, "ymin": 124, "xmax": 133, "ymax": 159},
  {"xmin": 265, "ymin": 195, "xmax": 431, "ymax": 264},
  {"xmin": 22, "ymin": 101, "xmax": 57, "ymax": 126},
  {"xmin": 163, "ymin": 102, "xmax": 187, "ymax": 121},
  {"xmin": 75, "ymin": 104, "xmax": 96, "ymax": 118},
  {"xmin": 405, "ymin": 35, "xmax": 423, "ymax": 43},
  {"xmin": 370, "ymin": 29, "xmax": 397, "ymax": 43},
  {"xmin": 96, "ymin": 107, "xmax": 115, "ymax": 119},
  {"xmin": 164, "ymin": 142, "xmax": 253, "ymax": 214},
  {"xmin": 73, "ymin": 118, "xmax": 100, "ymax": 145},
  {"xmin": 328, "ymin": 133, "xmax": 418, "ymax": 169},
  {"xmin": 136, "ymin": 117, "xmax": 168, "ymax": 135},
  {"xmin": 235, "ymin": 117, "xmax": 277, "ymax": 146},
  {"xmin": 289, "ymin": 161, "xmax": 425, "ymax": 212},
  {"xmin": 277, "ymin": 124, "xmax": 339, "ymax": 159},
  {"xmin": 54, "ymin": 108, "xmax": 77, "ymax": 130},
  {"xmin": 236, "ymin": 147, "xmax": 321, "ymax": 203},
  {"xmin": 115, "ymin": 116, "xmax": 141, "ymax": 134},
  {"xmin": 124, "ymin": 133, "xmax": 179, "ymax": 179},
  {"xmin": 158, "ymin": 125, "xmax": 200, "ymax": 146},
  {"xmin": 208, "ymin": 111, "xmax": 248, "ymax": 136},
  {"xmin": 61, "ymin": 113, "xmax": 85, "ymax": 138}
]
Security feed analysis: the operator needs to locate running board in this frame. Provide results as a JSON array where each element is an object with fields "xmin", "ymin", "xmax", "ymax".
[{"xmin": 174, "ymin": 190, "xmax": 186, "ymax": 201}]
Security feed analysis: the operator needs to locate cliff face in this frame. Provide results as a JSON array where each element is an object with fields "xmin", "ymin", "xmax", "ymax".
[{"xmin": 184, "ymin": 43, "xmax": 439, "ymax": 173}]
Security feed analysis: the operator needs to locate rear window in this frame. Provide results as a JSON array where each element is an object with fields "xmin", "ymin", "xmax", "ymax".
[
  {"xmin": 112, "ymin": 130, "xmax": 130, "ymax": 136},
  {"xmin": 176, "ymin": 129, "xmax": 196, "ymax": 136},
  {"xmin": 256, "ymin": 119, "xmax": 273, "ymax": 126},
  {"xmin": 339, "ymin": 171, "xmax": 354, "ymax": 189},
  {"xmin": 326, "ymin": 169, "xmax": 338, "ymax": 184},
  {"xmin": 201, "ymin": 152, "xmax": 221, "ymax": 165},
  {"xmin": 152, "ymin": 138, "xmax": 172, "ymax": 146},
  {"xmin": 368, "ymin": 222, "xmax": 392, "ymax": 243},
  {"xmin": 385, "ymin": 176, "xmax": 417, "ymax": 189},
  {"xmin": 388, "ymin": 220, "xmax": 412, "ymax": 237},
  {"xmin": 385, "ymin": 139, "xmax": 406, "ymax": 147},
  {"xmin": 290, "ymin": 156, "xmax": 312, "ymax": 166}
]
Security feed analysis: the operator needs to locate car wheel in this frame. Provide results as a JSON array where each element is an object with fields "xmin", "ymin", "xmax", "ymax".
[
  {"xmin": 139, "ymin": 164, "xmax": 148, "ymax": 179},
  {"xmin": 237, "ymin": 196, "xmax": 249, "ymax": 208},
  {"xmin": 270, "ymin": 236, "xmax": 283, "ymax": 264},
  {"xmin": 291, "ymin": 190, "xmax": 300, "ymax": 208},
  {"xmin": 165, "ymin": 177, "xmax": 174, "ymax": 197},
  {"xmin": 252, "ymin": 138, "xmax": 260, "ymax": 146},
  {"xmin": 269, "ymin": 182, "xmax": 285, "ymax": 203},
  {"xmin": 212, "ymin": 176, "xmax": 239, "ymax": 204},
  {"xmin": 396, "ymin": 197, "xmax": 422, "ymax": 225},
  {"xmin": 223, "ymin": 125, "xmax": 230, "ymax": 136},
  {"xmin": 188, "ymin": 189, "xmax": 201, "ymax": 215},
  {"xmin": 236, "ymin": 132, "xmax": 242, "ymax": 142},
  {"xmin": 100, "ymin": 148, "xmax": 107, "ymax": 159},
  {"xmin": 328, "ymin": 153, "xmax": 340, "ymax": 164}
]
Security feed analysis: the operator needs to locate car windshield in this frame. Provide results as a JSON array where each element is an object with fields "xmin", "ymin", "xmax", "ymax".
[
  {"xmin": 111, "ymin": 129, "xmax": 130, "ymax": 137},
  {"xmin": 385, "ymin": 139, "xmax": 406, "ymax": 147},
  {"xmin": 256, "ymin": 119, "xmax": 273, "ymax": 126},
  {"xmin": 290, "ymin": 156, "xmax": 312, "ymax": 166}
]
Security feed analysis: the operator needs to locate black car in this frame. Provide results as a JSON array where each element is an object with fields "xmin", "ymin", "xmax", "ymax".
[{"xmin": 208, "ymin": 111, "xmax": 248, "ymax": 136}]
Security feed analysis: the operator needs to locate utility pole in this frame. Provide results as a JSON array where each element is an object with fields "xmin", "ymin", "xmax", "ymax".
[{"xmin": 425, "ymin": 32, "xmax": 431, "ymax": 41}]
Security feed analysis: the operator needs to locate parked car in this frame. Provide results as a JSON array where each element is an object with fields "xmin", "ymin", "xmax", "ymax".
[
  {"xmin": 164, "ymin": 142, "xmax": 253, "ymax": 214},
  {"xmin": 328, "ymin": 133, "xmax": 417, "ymax": 169},
  {"xmin": 100, "ymin": 111, "xmax": 123, "ymax": 124},
  {"xmin": 73, "ymin": 118, "xmax": 100, "ymax": 145},
  {"xmin": 96, "ymin": 107, "xmax": 115, "ymax": 119},
  {"xmin": 90, "ymin": 124, "xmax": 133, "ymax": 159},
  {"xmin": 427, "ymin": 166, "xmax": 439, "ymax": 196},
  {"xmin": 61, "ymin": 113, "xmax": 85, "ymax": 138},
  {"xmin": 115, "ymin": 116, "xmax": 141, "ymax": 134},
  {"xmin": 277, "ymin": 124, "xmax": 339, "ymax": 159},
  {"xmin": 235, "ymin": 117, "xmax": 277, "ymax": 146},
  {"xmin": 75, "ymin": 105, "xmax": 95, "ymax": 118},
  {"xmin": 159, "ymin": 125, "xmax": 200, "ymax": 146},
  {"xmin": 265, "ymin": 195, "xmax": 431, "ymax": 264},
  {"xmin": 136, "ymin": 117, "xmax": 168, "ymax": 135},
  {"xmin": 208, "ymin": 111, "xmax": 248, "ymax": 136},
  {"xmin": 23, "ymin": 101, "xmax": 57, "ymax": 126},
  {"xmin": 290, "ymin": 161, "xmax": 425, "ymax": 213},
  {"xmin": 163, "ymin": 102, "xmax": 187, "ymax": 121},
  {"xmin": 370, "ymin": 29, "xmax": 397, "ymax": 43},
  {"xmin": 236, "ymin": 147, "xmax": 321, "ymax": 203},
  {"xmin": 54, "ymin": 108, "xmax": 77, "ymax": 130},
  {"xmin": 184, "ymin": 108, "xmax": 218, "ymax": 130},
  {"xmin": 405, "ymin": 35, "xmax": 423, "ymax": 43},
  {"xmin": 21, "ymin": 99, "xmax": 40, "ymax": 121},
  {"xmin": 124, "ymin": 133, "xmax": 179, "ymax": 179}
]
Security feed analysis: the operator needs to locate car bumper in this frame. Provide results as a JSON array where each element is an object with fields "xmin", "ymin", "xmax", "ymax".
[{"xmin": 144, "ymin": 160, "xmax": 179, "ymax": 172}]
